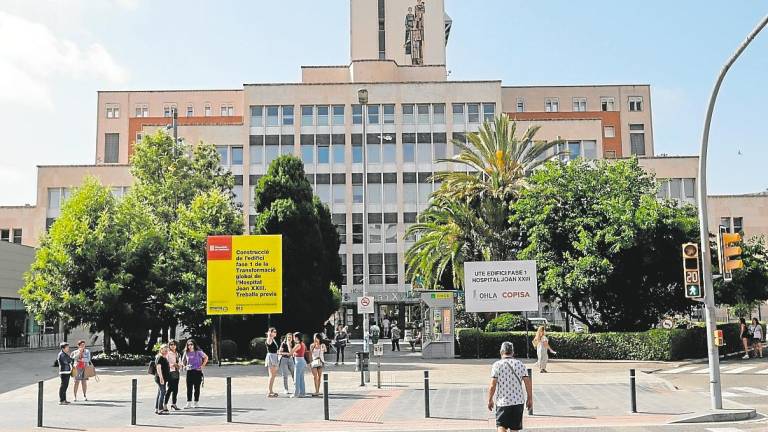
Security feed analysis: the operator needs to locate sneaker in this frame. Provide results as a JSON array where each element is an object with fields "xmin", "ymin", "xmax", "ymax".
[
  {"xmin": 283, "ymin": 391, "xmax": 291, "ymax": 395},
  {"xmin": 743, "ymin": 354, "xmax": 750, "ymax": 359},
  {"xmin": 193, "ymin": 401, "xmax": 199, "ymax": 408},
  {"xmin": 73, "ymin": 397, "xmax": 78, "ymax": 402},
  {"xmin": 84, "ymin": 396, "xmax": 88, "ymax": 401},
  {"xmin": 184, "ymin": 402, "xmax": 192, "ymax": 409},
  {"xmin": 171, "ymin": 404, "xmax": 180, "ymax": 411},
  {"xmin": 59, "ymin": 401, "xmax": 69, "ymax": 405}
]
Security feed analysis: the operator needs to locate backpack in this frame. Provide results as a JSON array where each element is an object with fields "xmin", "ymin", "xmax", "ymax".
[{"xmin": 147, "ymin": 359, "xmax": 157, "ymax": 375}]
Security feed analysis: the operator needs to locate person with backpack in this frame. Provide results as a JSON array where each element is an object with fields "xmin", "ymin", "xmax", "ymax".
[
  {"xmin": 182, "ymin": 339, "xmax": 208, "ymax": 408},
  {"xmin": 370, "ymin": 321, "xmax": 381, "ymax": 345},
  {"xmin": 487, "ymin": 341, "xmax": 532, "ymax": 432},
  {"xmin": 391, "ymin": 324, "xmax": 401, "ymax": 352},
  {"xmin": 333, "ymin": 325, "xmax": 348, "ymax": 365},
  {"xmin": 57, "ymin": 342, "xmax": 73, "ymax": 405},
  {"xmin": 153, "ymin": 344, "xmax": 170, "ymax": 415}
]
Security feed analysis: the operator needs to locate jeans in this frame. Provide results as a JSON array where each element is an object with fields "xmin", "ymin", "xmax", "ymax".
[
  {"xmin": 278, "ymin": 357, "xmax": 294, "ymax": 392},
  {"xmin": 165, "ymin": 376, "xmax": 179, "ymax": 405},
  {"xmin": 155, "ymin": 381, "xmax": 167, "ymax": 411},
  {"xmin": 335, "ymin": 344, "xmax": 345, "ymax": 363},
  {"xmin": 186, "ymin": 369, "xmax": 203, "ymax": 402},
  {"xmin": 293, "ymin": 357, "xmax": 307, "ymax": 396},
  {"xmin": 392, "ymin": 338, "xmax": 400, "ymax": 351},
  {"xmin": 59, "ymin": 373, "xmax": 70, "ymax": 402}
]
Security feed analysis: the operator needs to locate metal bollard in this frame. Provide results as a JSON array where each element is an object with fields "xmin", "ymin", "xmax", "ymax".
[
  {"xmin": 226, "ymin": 377, "xmax": 232, "ymax": 423},
  {"xmin": 323, "ymin": 373, "xmax": 329, "ymax": 421},
  {"xmin": 359, "ymin": 353, "xmax": 365, "ymax": 387},
  {"xmin": 527, "ymin": 368, "xmax": 533, "ymax": 416},
  {"xmin": 629, "ymin": 369, "xmax": 637, "ymax": 413},
  {"xmin": 424, "ymin": 370, "xmax": 430, "ymax": 418},
  {"xmin": 377, "ymin": 358, "xmax": 381, "ymax": 389},
  {"xmin": 131, "ymin": 379, "xmax": 137, "ymax": 425},
  {"xmin": 37, "ymin": 380, "xmax": 43, "ymax": 427}
]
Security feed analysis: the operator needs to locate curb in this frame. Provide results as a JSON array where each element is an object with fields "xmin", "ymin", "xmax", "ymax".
[{"xmin": 669, "ymin": 408, "xmax": 757, "ymax": 424}]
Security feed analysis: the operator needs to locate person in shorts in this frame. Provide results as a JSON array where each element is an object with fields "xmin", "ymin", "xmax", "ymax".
[{"xmin": 487, "ymin": 341, "xmax": 532, "ymax": 432}]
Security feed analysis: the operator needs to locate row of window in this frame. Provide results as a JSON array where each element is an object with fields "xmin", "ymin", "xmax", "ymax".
[
  {"xmin": 720, "ymin": 216, "xmax": 744, "ymax": 234},
  {"xmin": 344, "ymin": 253, "xmax": 400, "ymax": 285},
  {"xmin": 515, "ymin": 96, "xmax": 643, "ymax": 113},
  {"xmin": 47, "ymin": 186, "xmax": 130, "ymax": 210},
  {"xmin": 0, "ymin": 228, "xmax": 22, "ymax": 244},
  {"xmin": 249, "ymin": 103, "xmax": 496, "ymax": 127},
  {"xmin": 333, "ymin": 212, "xmax": 418, "ymax": 246},
  {"xmin": 104, "ymin": 103, "xmax": 236, "ymax": 119},
  {"xmin": 657, "ymin": 178, "xmax": 696, "ymax": 202}
]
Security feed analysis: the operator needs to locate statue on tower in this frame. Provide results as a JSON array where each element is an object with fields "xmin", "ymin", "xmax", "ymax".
[{"xmin": 405, "ymin": 0, "xmax": 425, "ymax": 65}]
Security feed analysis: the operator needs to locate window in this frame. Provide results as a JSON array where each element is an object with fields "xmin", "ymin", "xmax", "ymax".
[
  {"xmin": 104, "ymin": 133, "xmax": 119, "ymax": 163},
  {"xmin": 545, "ymin": 98, "xmax": 559, "ymax": 112},
  {"xmin": 250, "ymin": 136, "xmax": 263, "ymax": 166},
  {"xmin": 629, "ymin": 124, "xmax": 646, "ymax": 156},
  {"xmin": 316, "ymin": 174, "xmax": 331, "ymax": 204},
  {"xmin": 452, "ymin": 104, "xmax": 465, "ymax": 124},
  {"xmin": 332, "ymin": 134, "xmax": 345, "ymax": 164},
  {"xmin": 134, "ymin": 104, "xmax": 148, "ymax": 117},
  {"xmin": 383, "ymin": 104, "xmax": 395, "ymax": 124},
  {"xmin": 367, "ymin": 133, "xmax": 381, "ymax": 164},
  {"xmin": 352, "ymin": 174, "xmax": 364, "ymax": 204},
  {"xmin": 629, "ymin": 96, "xmax": 643, "ymax": 112},
  {"xmin": 605, "ymin": 150, "xmax": 617, "ymax": 159},
  {"xmin": 282, "ymin": 105, "xmax": 294, "ymax": 125},
  {"xmin": 720, "ymin": 217, "xmax": 732, "ymax": 233},
  {"xmin": 378, "ymin": 0, "xmax": 386, "ymax": 59},
  {"xmin": 186, "ymin": 104, "xmax": 194, "ymax": 117},
  {"xmin": 670, "ymin": 178, "xmax": 682, "ymax": 200},
  {"xmin": 204, "ymin": 103, "xmax": 212, "ymax": 117},
  {"xmin": 11, "ymin": 228, "xmax": 21, "ymax": 244},
  {"xmin": 136, "ymin": 132, "xmax": 143, "ymax": 143},
  {"xmin": 339, "ymin": 255, "xmax": 347, "ymax": 283},
  {"xmin": 369, "ymin": 213, "xmax": 382, "ymax": 243},
  {"xmin": 382, "ymin": 133, "xmax": 396, "ymax": 163},
  {"xmin": 733, "ymin": 217, "xmax": 744, "ymax": 234},
  {"xmin": 684, "ymin": 178, "xmax": 696, "ymax": 199},
  {"xmin": 385, "ymin": 253, "xmax": 398, "ymax": 284},
  {"xmin": 452, "ymin": 132, "xmax": 466, "ymax": 155},
  {"xmin": 231, "ymin": 146, "xmax": 243, "ymax": 165},
  {"xmin": 317, "ymin": 137, "xmax": 330, "ymax": 164},
  {"xmin": 352, "ymin": 134, "xmax": 363, "ymax": 163},
  {"xmin": 332, "ymin": 105, "xmax": 345, "ymax": 125},
  {"xmin": 265, "ymin": 135, "xmax": 279, "ymax": 165},
  {"xmin": 367, "ymin": 174, "xmax": 382, "ymax": 205},
  {"xmin": 352, "ymin": 214, "xmax": 363, "ymax": 244},
  {"xmin": 48, "ymin": 188, "xmax": 61, "ymax": 209},
  {"xmin": 604, "ymin": 125, "xmax": 616, "ymax": 138},
  {"xmin": 402, "ymin": 133, "xmax": 416, "ymax": 163},
  {"xmin": 582, "ymin": 140, "xmax": 597, "ymax": 160},
  {"xmin": 317, "ymin": 105, "xmax": 329, "ymax": 126},
  {"xmin": 280, "ymin": 134, "xmax": 294, "ymax": 155},
  {"xmin": 417, "ymin": 133, "xmax": 431, "ymax": 163},
  {"xmin": 572, "ymin": 98, "xmax": 587, "ymax": 112},
  {"xmin": 221, "ymin": 104, "xmax": 234, "ymax": 116},
  {"xmin": 383, "ymin": 213, "xmax": 397, "ymax": 243},
  {"xmin": 216, "ymin": 145, "xmax": 229, "ymax": 165},
  {"xmin": 0, "ymin": 229, "xmax": 8, "ymax": 242},
  {"xmin": 233, "ymin": 185, "xmax": 244, "ymax": 205},
  {"xmin": 417, "ymin": 104, "xmax": 430, "ymax": 124},
  {"xmin": 301, "ymin": 106, "xmax": 314, "ymax": 126},
  {"xmin": 404, "ymin": 212, "xmax": 417, "ymax": 242},
  {"xmin": 301, "ymin": 134, "xmax": 314, "ymax": 163},
  {"xmin": 567, "ymin": 141, "xmax": 581, "ymax": 161},
  {"xmin": 483, "ymin": 103, "xmax": 495, "ymax": 122},
  {"xmin": 657, "ymin": 180, "xmax": 670, "ymax": 199},
  {"xmin": 250, "ymin": 106, "xmax": 263, "ymax": 126},
  {"xmin": 367, "ymin": 104, "xmax": 380, "ymax": 125},
  {"xmin": 352, "ymin": 105, "xmax": 363, "ymax": 125},
  {"xmin": 433, "ymin": 104, "xmax": 445, "ymax": 124},
  {"xmin": 383, "ymin": 174, "xmax": 397, "ymax": 205},
  {"xmin": 353, "ymin": 253, "xmax": 364, "ymax": 283},
  {"xmin": 333, "ymin": 214, "xmax": 346, "ymax": 244},
  {"xmin": 332, "ymin": 174, "xmax": 346, "ymax": 204},
  {"xmin": 369, "ymin": 254, "xmax": 383, "ymax": 284},
  {"xmin": 418, "ymin": 173, "xmax": 432, "ymax": 204},
  {"xmin": 402, "ymin": 104, "xmax": 415, "ymax": 124},
  {"xmin": 433, "ymin": 133, "xmax": 447, "ymax": 159},
  {"xmin": 404, "ymin": 173, "xmax": 417, "ymax": 204},
  {"xmin": 106, "ymin": 104, "xmax": 119, "ymax": 119},
  {"xmin": 467, "ymin": 103, "xmax": 480, "ymax": 123},
  {"xmin": 266, "ymin": 106, "xmax": 280, "ymax": 126},
  {"xmin": 516, "ymin": 97, "xmax": 525, "ymax": 113},
  {"xmin": 163, "ymin": 104, "xmax": 176, "ymax": 117},
  {"xmin": 601, "ymin": 97, "xmax": 615, "ymax": 112}
]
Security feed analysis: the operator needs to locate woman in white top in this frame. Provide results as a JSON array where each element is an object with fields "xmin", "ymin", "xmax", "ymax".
[
  {"xmin": 532, "ymin": 326, "xmax": 556, "ymax": 373},
  {"xmin": 750, "ymin": 318, "xmax": 764, "ymax": 358},
  {"xmin": 309, "ymin": 333, "xmax": 327, "ymax": 397}
]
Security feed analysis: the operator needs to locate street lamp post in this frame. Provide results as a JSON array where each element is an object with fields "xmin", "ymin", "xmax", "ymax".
[
  {"xmin": 697, "ymin": 14, "xmax": 768, "ymax": 411},
  {"xmin": 358, "ymin": 88, "xmax": 370, "ymax": 354}
]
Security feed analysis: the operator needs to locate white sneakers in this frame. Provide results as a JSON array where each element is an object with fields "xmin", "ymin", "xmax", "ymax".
[
  {"xmin": 743, "ymin": 354, "xmax": 750, "ymax": 359},
  {"xmin": 193, "ymin": 401, "xmax": 199, "ymax": 408},
  {"xmin": 184, "ymin": 402, "xmax": 192, "ymax": 409}
]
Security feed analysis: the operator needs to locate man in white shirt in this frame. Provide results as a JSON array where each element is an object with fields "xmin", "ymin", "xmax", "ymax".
[{"xmin": 487, "ymin": 341, "xmax": 532, "ymax": 431}]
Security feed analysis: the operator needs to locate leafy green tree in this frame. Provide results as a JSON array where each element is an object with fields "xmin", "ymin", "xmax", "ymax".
[
  {"xmin": 513, "ymin": 158, "xmax": 699, "ymax": 332},
  {"xmin": 714, "ymin": 236, "xmax": 768, "ymax": 309},
  {"xmin": 252, "ymin": 156, "xmax": 341, "ymax": 334}
]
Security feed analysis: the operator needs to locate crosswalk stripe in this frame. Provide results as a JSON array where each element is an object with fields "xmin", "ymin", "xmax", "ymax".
[
  {"xmin": 693, "ymin": 367, "xmax": 712, "ymax": 374},
  {"xmin": 706, "ymin": 428, "xmax": 744, "ymax": 432},
  {"xmin": 723, "ymin": 366, "xmax": 756, "ymax": 374},
  {"xmin": 660, "ymin": 366, "xmax": 699, "ymax": 374},
  {"xmin": 732, "ymin": 387, "xmax": 768, "ymax": 396},
  {"xmin": 756, "ymin": 368, "xmax": 768, "ymax": 374}
]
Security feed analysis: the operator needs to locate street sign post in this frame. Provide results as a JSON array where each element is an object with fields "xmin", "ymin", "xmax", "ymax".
[
  {"xmin": 682, "ymin": 243, "xmax": 703, "ymax": 300},
  {"xmin": 357, "ymin": 296, "xmax": 374, "ymax": 314}
]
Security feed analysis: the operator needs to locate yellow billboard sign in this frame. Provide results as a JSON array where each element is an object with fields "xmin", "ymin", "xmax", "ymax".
[{"xmin": 206, "ymin": 235, "xmax": 282, "ymax": 315}]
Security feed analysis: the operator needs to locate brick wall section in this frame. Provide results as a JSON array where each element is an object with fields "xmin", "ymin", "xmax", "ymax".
[
  {"xmin": 128, "ymin": 116, "xmax": 244, "ymax": 157},
  {"xmin": 506, "ymin": 111, "xmax": 622, "ymax": 158}
]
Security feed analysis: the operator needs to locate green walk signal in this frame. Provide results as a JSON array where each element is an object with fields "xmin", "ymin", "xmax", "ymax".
[{"xmin": 686, "ymin": 284, "xmax": 702, "ymax": 298}]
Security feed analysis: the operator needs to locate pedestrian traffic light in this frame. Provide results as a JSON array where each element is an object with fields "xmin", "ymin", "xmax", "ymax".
[
  {"xmin": 714, "ymin": 329, "xmax": 725, "ymax": 347},
  {"xmin": 717, "ymin": 226, "xmax": 744, "ymax": 282},
  {"xmin": 682, "ymin": 243, "xmax": 703, "ymax": 299}
]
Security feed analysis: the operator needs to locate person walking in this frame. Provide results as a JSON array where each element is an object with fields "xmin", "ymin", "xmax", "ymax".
[
  {"xmin": 740, "ymin": 317, "xmax": 751, "ymax": 359},
  {"xmin": 164, "ymin": 340, "xmax": 181, "ymax": 411},
  {"xmin": 278, "ymin": 333, "xmax": 295, "ymax": 395},
  {"xmin": 265, "ymin": 327, "xmax": 280, "ymax": 397},
  {"xmin": 182, "ymin": 339, "xmax": 208, "ymax": 408},
  {"xmin": 382, "ymin": 316, "xmax": 390, "ymax": 339},
  {"xmin": 71, "ymin": 340, "xmax": 92, "ymax": 401},
  {"xmin": 57, "ymin": 342, "xmax": 72, "ymax": 405},
  {"xmin": 291, "ymin": 332, "xmax": 307, "ymax": 398},
  {"xmin": 154, "ymin": 344, "xmax": 170, "ymax": 415},
  {"xmin": 333, "ymin": 325, "xmax": 348, "ymax": 365},
  {"xmin": 309, "ymin": 333, "xmax": 327, "ymax": 396},
  {"xmin": 487, "ymin": 341, "xmax": 532, "ymax": 432},
  {"xmin": 750, "ymin": 318, "xmax": 764, "ymax": 358},
  {"xmin": 370, "ymin": 321, "xmax": 381, "ymax": 345},
  {"xmin": 391, "ymin": 324, "xmax": 401, "ymax": 352},
  {"xmin": 532, "ymin": 326, "xmax": 556, "ymax": 373}
]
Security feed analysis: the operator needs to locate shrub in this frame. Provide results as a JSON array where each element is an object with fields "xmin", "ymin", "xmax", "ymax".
[
  {"xmin": 485, "ymin": 314, "xmax": 526, "ymax": 332},
  {"xmin": 220, "ymin": 339, "xmax": 238, "ymax": 360},
  {"xmin": 92, "ymin": 352, "xmax": 152, "ymax": 366},
  {"xmin": 249, "ymin": 337, "xmax": 267, "ymax": 359}
]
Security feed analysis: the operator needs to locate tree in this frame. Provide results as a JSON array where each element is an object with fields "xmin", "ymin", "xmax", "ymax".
[
  {"xmin": 252, "ymin": 156, "xmax": 341, "ymax": 334},
  {"xmin": 513, "ymin": 158, "xmax": 700, "ymax": 332},
  {"xmin": 714, "ymin": 236, "xmax": 768, "ymax": 310}
]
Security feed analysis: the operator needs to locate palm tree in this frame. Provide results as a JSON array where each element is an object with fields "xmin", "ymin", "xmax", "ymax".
[{"xmin": 433, "ymin": 114, "xmax": 562, "ymax": 202}]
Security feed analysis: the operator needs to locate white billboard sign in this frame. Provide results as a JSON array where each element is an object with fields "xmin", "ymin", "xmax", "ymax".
[
  {"xmin": 464, "ymin": 260, "xmax": 539, "ymax": 312},
  {"xmin": 357, "ymin": 296, "xmax": 375, "ymax": 314}
]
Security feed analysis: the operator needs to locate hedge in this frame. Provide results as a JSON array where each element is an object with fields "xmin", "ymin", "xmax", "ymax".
[
  {"xmin": 91, "ymin": 352, "xmax": 152, "ymax": 366},
  {"xmin": 457, "ymin": 323, "xmax": 755, "ymax": 361}
]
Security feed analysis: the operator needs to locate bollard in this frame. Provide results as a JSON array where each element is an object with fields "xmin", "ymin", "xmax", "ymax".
[
  {"xmin": 377, "ymin": 358, "xmax": 381, "ymax": 389},
  {"xmin": 226, "ymin": 377, "xmax": 232, "ymax": 423},
  {"xmin": 131, "ymin": 379, "xmax": 137, "ymax": 426},
  {"xmin": 527, "ymin": 368, "xmax": 533, "ymax": 416},
  {"xmin": 424, "ymin": 370, "xmax": 430, "ymax": 418},
  {"xmin": 358, "ymin": 353, "xmax": 365, "ymax": 387},
  {"xmin": 37, "ymin": 380, "xmax": 43, "ymax": 427},
  {"xmin": 323, "ymin": 373, "xmax": 329, "ymax": 421},
  {"xmin": 629, "ymin": 369, "xmax": 637, "ymax": 413}
]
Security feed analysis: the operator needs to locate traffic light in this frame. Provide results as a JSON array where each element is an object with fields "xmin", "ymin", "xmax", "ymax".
[
  {"xmin": 717, "ymin": 226, "xmax": 744, "ymax": 282},
  {"xmin": 714, "ymin": 329, "xmax": 725, "ymax": 347},
  {"xmin": 682, "ymin": 243, "xmax": 703, "ymax": 299}
]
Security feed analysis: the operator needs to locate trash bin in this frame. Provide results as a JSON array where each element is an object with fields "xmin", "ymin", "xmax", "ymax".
[{"xmin": 355, "ymin": 351, "xmax": 370, "ymax": 372}]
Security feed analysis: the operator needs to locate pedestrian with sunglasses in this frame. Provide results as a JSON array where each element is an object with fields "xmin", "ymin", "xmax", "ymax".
[{"xmin": 182, "ymin": 339, "xmax": 208, "ymax": 408}]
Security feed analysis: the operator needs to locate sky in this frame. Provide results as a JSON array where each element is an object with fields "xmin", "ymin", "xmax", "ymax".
[{"xmin": 0, "ymin": 0, "xmax": 766, "ymax": 205}]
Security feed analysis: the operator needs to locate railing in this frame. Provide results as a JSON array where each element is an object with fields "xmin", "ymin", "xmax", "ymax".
[{"xmin": 1, "ymin": 332, "xmax": 64, "ymax": 351}]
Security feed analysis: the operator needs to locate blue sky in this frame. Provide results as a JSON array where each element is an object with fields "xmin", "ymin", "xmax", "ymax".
[{"xmin": 0, "ymin": 0, "xmax": 766, "ymax": 205}]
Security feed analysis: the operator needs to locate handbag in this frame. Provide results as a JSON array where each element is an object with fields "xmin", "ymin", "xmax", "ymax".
[
  {"xmin": 311, "ymin": 358, "xmax": 323, "ymax": 368},
  {"xmin": 84, "ymin": 364, "xmax": 97, "ymax": 378}
]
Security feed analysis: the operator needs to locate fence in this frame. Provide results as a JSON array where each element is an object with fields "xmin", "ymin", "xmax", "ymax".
[{"xmin": 2, "ymin": 332, "xmax": 64, "ymax": 351}]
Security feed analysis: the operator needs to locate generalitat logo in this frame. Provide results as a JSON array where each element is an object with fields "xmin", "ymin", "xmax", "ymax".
[{"xmin": 207, "ymin": 236, "xmax": 232, "ymax": 260}]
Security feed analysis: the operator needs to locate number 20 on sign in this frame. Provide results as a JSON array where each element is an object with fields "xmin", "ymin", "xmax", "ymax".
[{"xmin": 682, "ymin": 243, "xmax": 703, "ymax": 300}]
